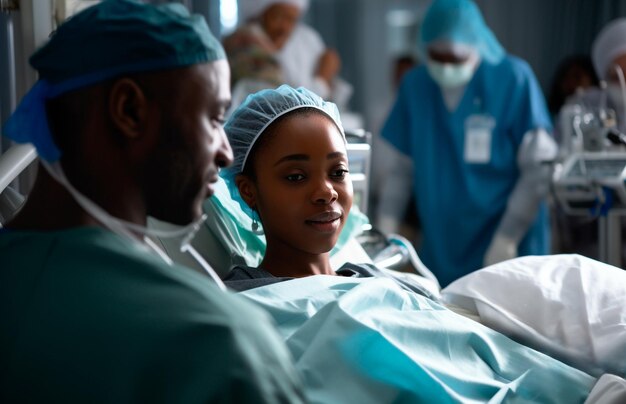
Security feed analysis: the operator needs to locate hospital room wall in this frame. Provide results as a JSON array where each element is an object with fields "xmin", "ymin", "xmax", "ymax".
[
  {"xmin": 476, "ymin": 0, "xmax": 626, "ymax": 96},
  {"xmin": 305, "ymin": 0, "xmax": 626, "ymax": 134}
]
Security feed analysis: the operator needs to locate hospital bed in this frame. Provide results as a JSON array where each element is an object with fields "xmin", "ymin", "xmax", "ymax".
[
  {"xmin": 147, "ymin": 163, "xmax": 626, "ymax": 403},
  {"xmin": 2, "ymin": 146, "xmax": 626, "ymax": 403}
]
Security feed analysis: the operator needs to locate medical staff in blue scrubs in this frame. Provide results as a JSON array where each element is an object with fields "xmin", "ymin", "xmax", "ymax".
[{"xmin": 381, "ymin": 0, "xmax": 557, "ymax": 286}]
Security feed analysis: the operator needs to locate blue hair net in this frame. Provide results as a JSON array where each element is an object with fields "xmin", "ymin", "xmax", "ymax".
[
  {"xmin": 419, "ymin": 0, "xmax": 504, "ymax": 64},
  {"xmin": 2, "ymin": 0, "xmax": 225, "ymax": 162},
  {"xmin": 221, "ymin": 85, "xmax": 344, "ymax": 220}
]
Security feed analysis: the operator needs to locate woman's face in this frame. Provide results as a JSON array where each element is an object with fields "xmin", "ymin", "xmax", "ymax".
[{"xmin": 239, "ymin": 112, "xmax": 353, "ymax": 256}]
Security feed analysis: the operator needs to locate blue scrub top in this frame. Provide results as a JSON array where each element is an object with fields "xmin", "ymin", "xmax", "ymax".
[{"xmin": 382, "ymin": 55, "xmax": 552, "ymax": 287}]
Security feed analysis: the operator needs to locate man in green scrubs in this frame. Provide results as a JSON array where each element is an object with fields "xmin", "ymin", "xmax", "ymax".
[{"xmin": 0, "ymin": 1, "xmax": 305, "ymax": 402}]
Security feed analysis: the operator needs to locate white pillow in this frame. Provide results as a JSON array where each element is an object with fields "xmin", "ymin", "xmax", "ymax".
[{"xmin": 441, "ymin": 254, "xmax": 626, "ymax": 377}]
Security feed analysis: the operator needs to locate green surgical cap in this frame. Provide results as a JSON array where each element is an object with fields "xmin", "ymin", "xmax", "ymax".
[
  {"xmin": 31, "ymin": 0, "xmax": 225, "ymax": 86},
  {"xmin": 4, "ymin": 0, "xmax": 225, "ymax": 162}
]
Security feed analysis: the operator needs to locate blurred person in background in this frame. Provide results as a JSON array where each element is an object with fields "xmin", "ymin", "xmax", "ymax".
[
  {"xmin": 372, "ymin": 54, "xmax": 418, "ymax": 237},
  {"xmin": 547, "ymin": 55, "xmax": 599, "ymax": 118},
  {"xmin": 224, "ymin": 0, "xmax": 352, "ymax": 113},
  {"xmin": 380, "ymin": 0, "xmax": 556, "ymax": 286}
]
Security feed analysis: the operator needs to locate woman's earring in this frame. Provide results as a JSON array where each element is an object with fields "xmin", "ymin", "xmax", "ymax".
[{"xmin": 251, "ymin": 209, "xmax": 264, "ymax": 235}]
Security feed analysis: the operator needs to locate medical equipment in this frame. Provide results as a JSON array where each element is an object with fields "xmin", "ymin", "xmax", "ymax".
[
  {"xmin": 552, "ymin": 89, "xmax": 626, "ymax": 267},
  {"xmin": 345, "ymin": 129, "xmax": 371, "ymax": 214},
  {"xmin": 553, "ymin": 153, "xmax": 626, "ymax": 215}
]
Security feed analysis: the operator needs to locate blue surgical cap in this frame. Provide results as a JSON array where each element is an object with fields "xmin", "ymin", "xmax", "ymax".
[
  {"xmin": 2, "ymin": 0, "xmax": 225, "ymax": 162},
  {"xmin": 221, "ymin": 85, "xmax": 344, "ymax": 219},
  {"xmin": 419, "ymin": 0, "xmax": 504, "ymax": 64}
]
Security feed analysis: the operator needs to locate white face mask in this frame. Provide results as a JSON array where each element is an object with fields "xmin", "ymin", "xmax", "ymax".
[{"xmin": 426, "ymin": 56, "xmax": 478, "ymax": 89}]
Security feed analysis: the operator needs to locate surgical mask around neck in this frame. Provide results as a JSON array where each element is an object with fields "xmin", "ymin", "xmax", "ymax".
[
  {"xmin": 41, "ymin": 160, "xmax": 227, "ymax": 290},
  {"xmin": 426, "ymin": 54, "xmax": 479, "ymax": 89}
]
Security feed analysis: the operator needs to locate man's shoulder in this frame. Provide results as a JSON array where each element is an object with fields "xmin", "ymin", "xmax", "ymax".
[
  {"xmin": 0, "ymin": 227, "xmax": 290, "ymax": 362},
  {"xmin": 0, "ymin": 227, "xmax": 247, "ymax": 319},
  {"xmin": 0, "ymin": 228, "xmax": 304, "ymax": 402}
]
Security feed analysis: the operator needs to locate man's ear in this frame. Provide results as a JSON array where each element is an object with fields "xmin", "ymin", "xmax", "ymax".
[
  {"xmin": 109, "ymin": 78, "xmax": 148, "ymax": 139},
  {"xmin": 235, "ymin": 174, "xmax": 258, "ymax": 209}
]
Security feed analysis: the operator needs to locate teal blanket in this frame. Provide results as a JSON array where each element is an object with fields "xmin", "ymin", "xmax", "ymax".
[{"xmin": 242, "ymin": 276, "xmax": 596, "ymax": 403}]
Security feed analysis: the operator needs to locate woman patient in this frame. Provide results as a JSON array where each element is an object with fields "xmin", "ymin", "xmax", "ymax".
[
  {"xmin": 214, "ymin": 86, "xmax": 595, "ymax": 403},
  {"xmin": 217, "ymin": 85, "xmax": 600, "ymax": 402},
  {"xmin": 221, "ymin": 85, "xmax": 434, "ymax": 296}
]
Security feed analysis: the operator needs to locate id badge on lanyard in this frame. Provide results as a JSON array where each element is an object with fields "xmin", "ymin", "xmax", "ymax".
[{"xmin": 464, "ymin": 114, "xmax": 495, "ymax": 163}]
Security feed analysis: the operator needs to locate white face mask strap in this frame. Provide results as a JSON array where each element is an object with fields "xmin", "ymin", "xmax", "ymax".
[
  {"xmin": 41, "ymin": 161, "xmax": 207, "ymax": 240},
  {"xmin": 41, "ymin": 160, "xmax": 139, "ymax": 241},
  {"xmin": 42, "ymin": 161, "xmax": 229, "ymax": 290},
  {"xmin": 181, "ymin": 243, "xmax": 228, "ymax": 291},
  {"xmin": 143, "ymin": 236, "xmax": 174, "ymax": 265}
]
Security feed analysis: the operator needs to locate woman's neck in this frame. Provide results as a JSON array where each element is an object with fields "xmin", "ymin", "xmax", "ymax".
[{"xmin": 260, "ymin": 245, "xmax": 335, "ymax": 278}]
